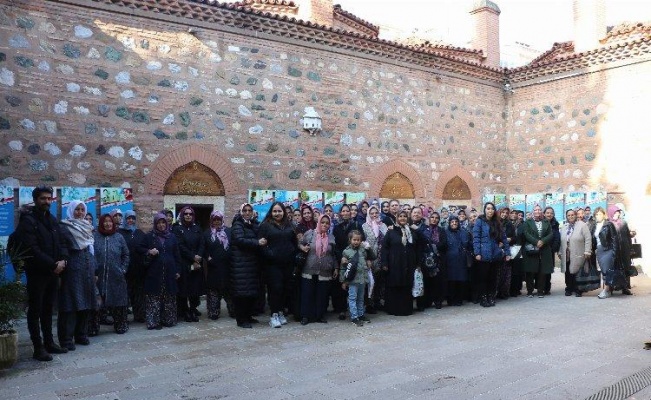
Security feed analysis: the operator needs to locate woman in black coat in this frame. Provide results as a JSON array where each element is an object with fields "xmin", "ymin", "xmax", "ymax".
[
  {"xmin": 203, "ymin": 210, "xmax": 232, "ymax": 320},
  {"xmin": 258, "ymin": 202, "xmax": 298, "ymax": 328},
  {"xmin": 332, "ymin": 204, "xmax": 365, "ymax": 319},
  {"xmin": 230, "ymin": 203, "xmax": 267, "ymax": 328},
  {"xmin": 172, "ymin": 206, "xmax": 205, "ymax": 322},
  {"xmin": 420, "ymin": 211, "xmax": 448, "ymax": 310},
  {"xmin": 118, "ymin": 210, "xmax": 147, "ymax": 323},
  {"xmin": 381, "ymin": 210, "xmax": 421, "ymax": 316},
  {"xmin": 139, "ymin": 213, "xmax": 181, "ymax": 330}
]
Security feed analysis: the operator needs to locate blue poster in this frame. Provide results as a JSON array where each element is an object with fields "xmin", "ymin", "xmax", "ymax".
[
  {"xmin": 482, "ymin": 194, "xmax": 495, "ymax": 206},
  {"xmin": 0, "ymin": 186, "xmax": 14, "ymax": 236},
  {"xmin": 100, "ymin": 187, "xmax": 134, "ymax": 217},
  {"xmin": 508, "ymin": 194, "xmax": 526, "ymax": 212},
  {"xmin": 494, "ymin": 194, "xmax": 508, "ymax": 210},
  {"xmin": 525, "ymin": 193, "xmax": 545, "ymax": 214},
  {"xmin": 300, "ymin": 191, "xmax": 324, "ymax": 211},
  {"xmin": 345, "ymin": 192, "xmax": 366, "ymax": 206},
  {"xmin": 62, "ymin": 187, "xmax": 97, "ymax": 223},
  {"xmin": 19, "ymin": 186, "xmax": 58, "ymax": 217},
  {"xmin": 324, "ymin": 192, "xmax": 345, "ymax": 213},
  {"xmin": 248, "ymin": 189, "xmax": 274, "ymax": 218},
  {"xmin": 585, "ymin": 191, "xmax": 607, "ymax": 212},
  {"xmin": 275, "ymin": 191, "xmax": 300, "ymax": 210},
  {"xmin": 565, "ymin": 192, "xmax": 586, "ymax": 215},
  {"xmin": 545, "ymin": 193, "xmax": 565, "ymax": 222}
]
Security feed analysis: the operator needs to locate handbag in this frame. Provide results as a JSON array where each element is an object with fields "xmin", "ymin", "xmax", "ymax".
[
  {"xmin": 625, "ymin": 263, "xmax": 639, "ymax": 277},
  {"xmin": 423, "ymin": 244, "xmax": 440, "ymax": 277},
  {"xmin": 631, "ymin": 243, "xmax": 642, "ymax": 259},
  {"xmin": 509, "ymin": 245, "xmax": 522, "ymax": 259},
  {"xmin": 343, "ymin": 250, "xmax": 360, "ymax": 282},
  {"xmin": 575, "ymin": 259, "xmax": 601, "ymax": 292},
  {"xmin": 524, "ymin": 243, "xmax": 539, "ymax": 256},
  {"xmin": 412, "ymin": 268, "xmax": 424, "ymax": 297},
  {"xmin": 294, "ymin": 251, "xmax": 307, "ymax": 275}
]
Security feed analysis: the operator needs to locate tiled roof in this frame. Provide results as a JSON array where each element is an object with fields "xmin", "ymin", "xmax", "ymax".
[
  {"xmin": 528, "ymin": 41, "xmax": 574, "ymax": 65},
  {"xmin": 333, "ymin": 4, "xmax": 379, "ymax": 36},
  {"xmin": 602, "ymin": 21, "xmax": 651, "ymax": 45},
  {"xmin": 401, "ymin": 38, "xmax": 485, "ymax": 64}
]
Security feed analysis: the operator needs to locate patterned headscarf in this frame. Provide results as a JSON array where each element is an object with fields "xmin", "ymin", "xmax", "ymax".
[
  {"xmin": 210, "ymin": 210, "xmax": 229, "ymax": 249},
  {"xmin": 366, "ymin": 205, "xmax": 381, "ymax": 238}
]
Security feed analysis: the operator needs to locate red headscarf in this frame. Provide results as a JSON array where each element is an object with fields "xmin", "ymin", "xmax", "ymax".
[{"xmin": 97, "ymin": 213, "xmax": 117, "ymax": 236}]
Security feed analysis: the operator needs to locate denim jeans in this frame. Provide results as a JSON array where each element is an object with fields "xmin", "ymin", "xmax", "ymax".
[{"xmin": 348, "ymin": 283, "xmax": 366, "ymax": 320}]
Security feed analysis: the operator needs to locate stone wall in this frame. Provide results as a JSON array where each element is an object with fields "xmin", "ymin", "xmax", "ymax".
[{"xmin": 0, "ymin": 0, "xmax": 507, "ymax": 218}]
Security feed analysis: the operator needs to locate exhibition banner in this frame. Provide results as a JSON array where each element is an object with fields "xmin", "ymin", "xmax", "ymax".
[
  {"xmin": 545, "ymin": 193, "xmax": 565, "ymax": 222},
  {"xmin": 0, "ymin": 186, "xmax": 14, "ymax": 236},
  {"xmin": 61, "ymin": 187, "xmax": 97, "ymax": 223},
  {"xmin": 324, "ymin": 192, "xmax": 346, "ymax": 213},
  {"xmin": 299, "ymin": 191, "xmax": 324, "ymax": 210},
  {"xmin": 565, "ymin": 192, "xmax": 586, "ymax": 214},
  {"xmin": 508, "ymin": 194, "xmax": 526, "ymax": 212},
  {"xmin": 494, "ymin": 194, "xmax": 508, "ymax": 210},
  {"xmin": 525, "ymin": 193, "xmax": 545, "ymax": 214},
  {"xmin": 248, "ymin": 190, "xmax": 274, "ymax": 217},
  {"xmin": 100, "ymin": 187, "xmax": 134, "ymax": 217},
  {"xmin": 585, "ymin": 191, "xmax": 607, "ymax": 212},
  {"xmin": 275, "ymin": 191, "xmax": 301, "ymax": 210},
  {"xmin": 19, "ymin": 186, "xmax": 58, "ymax": 217},
  {"xmin": 345, "ymin": 192, "xmax": 366, "ymax": 206}
]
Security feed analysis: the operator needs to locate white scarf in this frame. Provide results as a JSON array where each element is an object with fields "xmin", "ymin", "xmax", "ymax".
[
  {"xmin": 61, "ymin": 200, "xmax": 94, "ymax": 252},
  {"xmin": 400, "ymin": 225, "xmax": 413, "ymax": 246}
]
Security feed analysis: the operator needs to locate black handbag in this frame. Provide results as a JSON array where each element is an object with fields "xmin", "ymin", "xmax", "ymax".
[
  {"xmin": 631, "ymin": 243, "xmax": 642, "ymax": 259},
  {"xmin": 423, "ymin": 244, "xmax": 440, "ymax": 277},
  {"xmin": 294, "ymin": 251, "xmax": 307, "ymax": 275},
  {"xmin": 524, "ymin": 243, "xmax": 539, "ymax": 256},
  {"xmin": 625, "ymin": 263, "xmax": 639, "ymax": 277},
  {"xmin": 343, "ymin": 250, "xmax": 360, "ymax": 282},
  {"xmin": 576, "ymin": 259, "xmax": 601, "ymax": 292}
]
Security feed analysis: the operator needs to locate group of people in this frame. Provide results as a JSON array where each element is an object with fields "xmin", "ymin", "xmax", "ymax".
[{"xmin": 15, "ymin": 186, "xmax": 637, "ymax": 363}]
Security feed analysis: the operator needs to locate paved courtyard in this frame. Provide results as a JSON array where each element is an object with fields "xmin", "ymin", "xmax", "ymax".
[{"xmin": 1, "ymin": 272, "xmax": 651, "ymax": 400}]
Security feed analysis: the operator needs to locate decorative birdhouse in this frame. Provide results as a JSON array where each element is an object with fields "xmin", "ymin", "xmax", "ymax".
[{"xmin": 302, "ymin": 107, "xmax": 322, "ymax": 136}]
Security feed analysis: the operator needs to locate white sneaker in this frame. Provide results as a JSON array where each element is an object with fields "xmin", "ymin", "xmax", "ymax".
[
  {"xmin": 269, "ymin": 313, "xmax": 281, "ymax": 328},
  {"xmin": 278, "ymin": 312, "xmax": 288, "ymax": 325},
  {"xmin": 598, "ymin": 289, "xmax": 611, "ymax": 299}
]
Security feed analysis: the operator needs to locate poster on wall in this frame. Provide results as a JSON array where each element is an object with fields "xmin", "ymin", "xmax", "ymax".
[
  {"xmin": 248, "ymin": 189, "xmax": 274, "ymax": 217},
  {"xmin": 19, "ymin": 186, "xmax": 58, "ymax": 218},
  {"xmin": 565, "ymin": 192, "xmax": 586, "ymax": 214},
  {"xmin": 323, "ymin": 192, "xmax": 346, "ymax": 213},
  {"xmin": 275, "ymin": 190, "xmax": 300, "ymax": 210},
  {"xmin": 508, "ymin": 194, "xmax": 526, "ymax": 213},
  {"xmin": 0, "ymin": 186, "xmax": 14, "ymax": 236},
  {"xmin": 61, "ymin": 187, "xmax": 97, "ymax": 222},
  {"xmin": 482, "ymin": 194, "xmax": 495, "ymax": 206},
  {"xmin": 525, "ymin": 193, "xmax": 545, "ymax": 214},
  {"xmin": 545, "ymin": 193, "xmax": 565, "ymax": 223},
  {"xmin": 299, "ymin": 191, "xmax": 324, "ymax": 210},
  {"xmin": 494, "ymin": 194, "xmax": 508, "ymax": 210},
  {"xmin": 345, "ymin": 192, "xmax": 366, "ymax": 206},
  {"xmin": 100, "ymin": 187, "xmax": 134, "ymax": 217},
  {"xmin": 585, "ymin": 191, "xmax": 607, "ymax": 213}
]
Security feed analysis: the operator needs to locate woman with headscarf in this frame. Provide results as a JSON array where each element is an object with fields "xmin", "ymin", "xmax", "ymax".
[
  {"xmin": 333, "ymin": 204, "xmax": 365, "ymax": 320},
  {"xmin": 522, "ymin": 205, "xmax": 553, "ymax": 298},
  {"xmin": 58, "ymin": 200, "xmax": 96, "ymax": 350},
  {"xmin": 139, "ymin": 213, "xmax": 181, "ymax": 330},
  {"xmin": 231, "ymin": 203, "xmax": 266, "ymax": 328},
  {"xmin": 559, "ymin": 209, "xmax": 592, "ymax": 297},
  {"xmin": 473, "ymin": 202, "xmax": 511, "ymax": 307},
  {"xmin": 496, "ymin": 207, "xmax": 515, "ymax": 300},
  {"xmin": 609, "ymin": 206, "xmax": 634, "ymax": 295},
  {"xmin": 381, "ymin": 210, "xmax": 422, "ymax": 316},
  {"xmin": 118, "ymin": 210, "xmax": 147, "ymax": 323},
  {"xmin": 356, "ymin": 200, "xmax": 370, "ymax": 225},
  {"xmin": 298, "ymin": 214, "xmax": 337, "ymax": 325},
  {"xmin": 446, "ymin": 216, "xmax": 472, "ymax": 306},
  {"xmin": 91, "ymin": 214, "xmax": 130, "ymax": 334},
  {"xmin": 418, "ymin": 208, "xmax": 448, "ymax": 310},
  {"xmin": 258, "ymin": 201, "xmax": 298, "ymax": 328},
  {"xmin": 362, "ymin": 205, "xmax": 388, "ymax": 313},
  {"xmin": 172, "ymin": 205, "xmax": 205, "ymax": 322},
  {"xmin": 202, "ymin": 210, "xmax": 233, "ymax": 320}
]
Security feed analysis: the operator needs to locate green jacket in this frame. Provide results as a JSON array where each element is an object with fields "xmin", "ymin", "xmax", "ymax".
[
  {"xmin": 522, "ymin": 219, "xmax": 554, "ymax": 274},
  {"xmin": 340, "ymin": 245, "xmax": 373, "ymax": 285}
]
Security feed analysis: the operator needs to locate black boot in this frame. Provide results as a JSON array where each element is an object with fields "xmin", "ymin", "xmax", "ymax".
[
  {"xmin": 45, "ymin": 342, "xmax": 68, "ymax": 354},
  {"xmin": 488, "ymin": 295, "xmax": 496, "ymax": 307},
  {"xmin": 479, "ymin": 295, "xmax": 490, "ymax": 307},
  {"xmin": 33, "ymin": 347, "xmax": 53, "ymax": 361}
]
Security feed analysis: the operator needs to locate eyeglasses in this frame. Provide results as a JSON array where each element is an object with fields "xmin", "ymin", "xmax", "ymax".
[{"xmin": 184, "ymin": 212, "xmax": 193, "ymax": 216}]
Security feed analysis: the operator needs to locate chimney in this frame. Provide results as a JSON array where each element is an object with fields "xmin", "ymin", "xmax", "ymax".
[
  {"xmin": 573, "ymin": 0, "xmax": 606, "ymax": 53},
  {"xmin": 297, "ymin": 0, "xmax": 334, "ymax": 27},
  {"xmin": 470, "ymin": 0, "xmax": 501, "ymax": 68}
]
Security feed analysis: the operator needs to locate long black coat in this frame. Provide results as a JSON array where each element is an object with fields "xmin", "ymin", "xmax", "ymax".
[
  {"xmin": 16, "ymin": 209, "xmax": 69, "ymax": 276},
  {"xmin": 118, "ymin": 227, "xmax": 146, "ymax": 282},
  {"xmin": 230, "ymin": 215, "xmax": 261, "ymax": 297},
  {"xmin": 333, "ymin": 219, "xmax": 365, "ymax": 261},
  {"xmin": 258, "ymin": 221, "xmax": 297, "ymax": 269},
  {"xmin": 381, "ymin": 226, "xmax": 421, "ymax": 288},
  {"xmin": 202, "ymin": 228, "xmax": 231, "ymax": 291},
  {"xmin": 172, "ymin": 223, "xmax": 205, "ymax": 297},
  {"xmin": 139, "ymin": 232, "xmax": 181, "ymax": 296}
]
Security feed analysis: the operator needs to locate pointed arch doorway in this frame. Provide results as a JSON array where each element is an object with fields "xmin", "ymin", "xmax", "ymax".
[
  {"xmin": 379, "ymin": 172, "xmax": 415, "ymax": 204},
  {"xmin": 440, "ymin": 176, "xmax": 473, "ymax": 209}
]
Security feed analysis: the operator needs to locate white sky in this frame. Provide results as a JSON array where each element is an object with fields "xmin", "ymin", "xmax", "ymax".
[{"xmin": 336, "ymin": 0, "xmax": 651, "ymax": 52}]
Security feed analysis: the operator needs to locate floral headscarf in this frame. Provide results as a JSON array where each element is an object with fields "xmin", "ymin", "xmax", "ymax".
[{"xmin": 210, "ymin": 210, "xmax": 229, "ymax": 249}]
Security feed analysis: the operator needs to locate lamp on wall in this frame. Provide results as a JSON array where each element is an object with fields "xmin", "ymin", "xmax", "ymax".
[
  {"xmin": 503, "ymin": 80, "xmax": 514, "ymax": 94},
  {"xmin": 302, "ymin": 107, "xmax": 322, "ymax": 136}
]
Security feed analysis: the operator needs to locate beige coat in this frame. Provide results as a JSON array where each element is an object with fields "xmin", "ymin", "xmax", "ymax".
[{"xmin": 559, "ymin": 220, "xmax": 592, "ymax": 274}]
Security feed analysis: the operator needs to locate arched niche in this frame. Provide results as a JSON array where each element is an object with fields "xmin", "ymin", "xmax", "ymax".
[
  {"xmin": 379, "ymin": 172, "xmax": 415, "ymax": 199},
  {"xmin": 441, "ymin": 176, "xmax": 472, "ymax": 201},
  {"xmin": 164, "ymin": 161, "xmax": 225, "ymax": 196}
]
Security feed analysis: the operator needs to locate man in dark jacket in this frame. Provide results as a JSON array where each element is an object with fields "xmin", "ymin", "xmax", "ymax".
[{"xmin": 15, "ymin": 186, "xmax": 69, "ymax": 361}]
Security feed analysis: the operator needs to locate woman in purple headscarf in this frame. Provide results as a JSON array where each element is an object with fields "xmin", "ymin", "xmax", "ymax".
[
  {"xmin": 139, "ymin": 213, "xmax": 181, "ymax": 330},
  {"xmin": 202, "ymin": 210, "xmax": 233, "ymax": 320},
  {"xmin": 608, "ymin": 205, "xmax": 634, "ymax": 295}
]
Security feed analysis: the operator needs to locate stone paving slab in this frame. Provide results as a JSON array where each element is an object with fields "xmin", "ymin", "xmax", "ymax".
[{"xmin": 2, "ymin": 272, "xmax": 651, "ymax": 399}]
